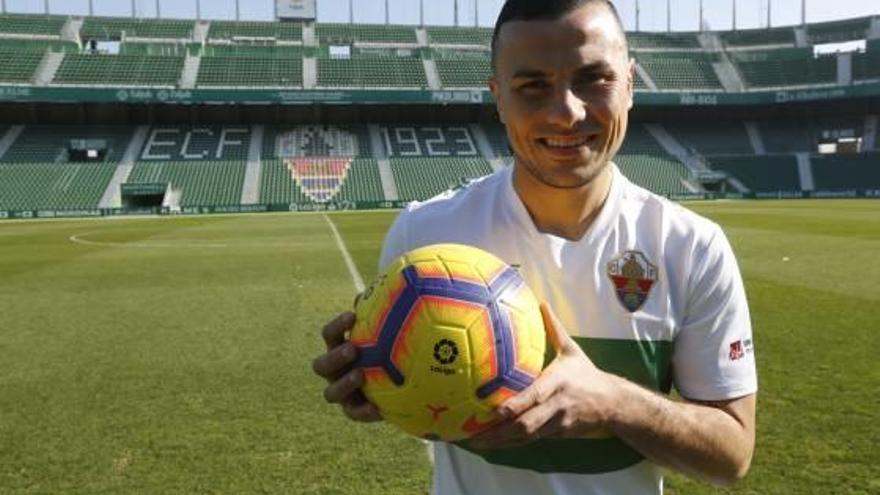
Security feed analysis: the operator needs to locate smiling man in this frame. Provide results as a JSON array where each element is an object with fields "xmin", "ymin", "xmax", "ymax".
[{"xmin": 312, "ymin": 1, "xmax": 757, "ymax": 493}]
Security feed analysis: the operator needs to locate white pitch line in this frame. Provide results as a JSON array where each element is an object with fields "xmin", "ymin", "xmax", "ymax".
[{"xmin": 322, "ymin": 213, "xmax": 365, "ymax": 293}]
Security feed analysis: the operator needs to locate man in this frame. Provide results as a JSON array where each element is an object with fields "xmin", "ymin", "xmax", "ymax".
[{"xmin": 312, "ymin": 0, "xmax": 757, "ymax": 493}]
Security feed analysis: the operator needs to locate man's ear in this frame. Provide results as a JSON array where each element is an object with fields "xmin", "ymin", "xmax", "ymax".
[{"xmin": 488, "ymin": 76, "xmax": 505, "ymax": 124}]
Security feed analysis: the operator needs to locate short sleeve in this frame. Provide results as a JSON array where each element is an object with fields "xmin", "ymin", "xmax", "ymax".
[
  {"xmin": 378, "ymin": 208, "xmax": 410, "ymax": 272},
  {"xmin": 672, "ymin": 226, "xmax": 757, "ymax": 401}
]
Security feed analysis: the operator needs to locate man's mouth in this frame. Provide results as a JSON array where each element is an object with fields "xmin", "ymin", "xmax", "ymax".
[{"xmin": 538, "ymin": 135, "xmax": 595, "ymax": 149}]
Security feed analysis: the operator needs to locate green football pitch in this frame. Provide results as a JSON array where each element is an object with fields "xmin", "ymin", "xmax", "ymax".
[{"xmin": 0, "ymin": 200, "xmax": 877, "ymax": 494}]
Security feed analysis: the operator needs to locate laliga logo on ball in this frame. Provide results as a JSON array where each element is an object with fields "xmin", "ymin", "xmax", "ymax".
[{"xmin": 350, "ymin": 244, "xmax": 546, "ymax": 441}]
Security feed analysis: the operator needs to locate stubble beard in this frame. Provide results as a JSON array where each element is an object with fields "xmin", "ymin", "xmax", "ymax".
[{"xmin": 516, "ymin": 155, "xmax": 610, "ymax": 190}]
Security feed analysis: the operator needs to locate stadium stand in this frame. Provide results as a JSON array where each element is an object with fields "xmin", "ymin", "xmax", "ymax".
[
  {"xmin": 120, "ymin": 42, "xmax": 193, "ymax": 57},
  {"xmin": 616, "ymin": 125, "xmax": 692, "ymax": 196},
  {"xmin": 0, "ymin": 126, "xmax": 133, "ymax": 210},
  {"xmin": 1, "ymin": 126, "xmax": 132, "ymax": 163},
  {"xmin": 0, "ymin": 48, "xmax": 44, "ymax": 83},
  {"xmin": 852, "ymin": 39, "xmax": 880, "ymax": 82},
  {"xmin": 426, "ymin": 26, "xmax": 493, "ymax": 46},
  {"xmin": 1, "ymin": 15, "xmax": 879, "ymax": 211},
  {"xmin": 0, "ymin": 162, "xmax": 117, "ymax": 210},
  {"xmin": 128, "ymin": 126, "xmax": 250, "ymax": 206},
  {"xmin": 629, "ymin": 32, "xmax": 699, "ymax": 49},
  {"xmin": 391, "ymin": 157, "xmax": 493, "ymax": 201},
  {"xmin": 54, "ymin": 53, "xmax": 184, "ymax": 86},
  {"xmin": 260, "ymin": 158, "xmax": 385, "ymax": 204},
  {"xmin": 731, "ymin": 48, "xmax": 837, "ymax": 88},
  {"xmin": 432, "ymin": 48, "xmax": 491, "ymax": 88},
  {"xmin": 0, "ymin": 39, "xmax": 78, "ymax": 52},
  {"xmin": 720, "ymin": 26, "xmax": 795, "ymax": 47},
  {"xmin": 759, "ymin": 119, "xmax": 813, "ymax": 153},
  {"xmin": 811, "ymin": 153, "xmax": 880, "ymax": 190},
  {"xmin": 207, "ymin": 20, "xmax": 303, "ymax": 41},
  {"xmin": 636, "ymin": 52, "xmax": 722, "ymax": 90},
  {"xmin": 316, "ymin": 23, "xmax": 417, "ymax": 44},
  {"xmin": 197, "ymin": 54, "xmax": 303, "ymax": 87},
  {"xmin": 80, "ymin": 17, "xmax": 194, "ymax": 40},
  {"xmin": 317, "ymin": 47, "xmax": 427, "ymax": 87},
  {"xmin": 381, "ymin": 126, "xmax": 480, "ymax": 158},
  {"xmin": 260, "ymin": 125, "xmax": 378, "ymax": 204},
  {"xmin": 806, "ymin": 17, "xmax": 870, "ymax": 44},
  {"xmin": 0, "ymin": 13, "xmax": 66, "ymax": 36},
  {"xmin": 706, "ymin": 155, "xmax": 802, "ymax": 192},
  {"xmin": 201, "ymin": 44, "xmax": 303, "ymax": 58},
  {"xmin": 663, "ymin": 121, "xmax": 754, "ymax": 156},
  {"xmin": 483, "ymin": 125, "xmax": 512, "ymax": 157}
]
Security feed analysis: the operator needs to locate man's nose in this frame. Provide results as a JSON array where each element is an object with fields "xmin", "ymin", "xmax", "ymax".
[{"xmin": 545, "ymin": 87, "xmax": 586, "ymax": 129}]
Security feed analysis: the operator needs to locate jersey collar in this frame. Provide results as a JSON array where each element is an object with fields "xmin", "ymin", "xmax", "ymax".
[{"xmin": 502, "ymin": 162, "xmax": 623, "ymax": 247}]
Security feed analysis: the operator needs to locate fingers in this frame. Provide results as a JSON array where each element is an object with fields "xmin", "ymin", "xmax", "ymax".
[
  {"xmin": 312, "ymin": 341, "xmax": 357, "ymax": 380},
  {"xmin": 322, "ymin": 368, "xmax": 365, "ymax": 403},
  {"xmin": 470, "ymin": 402, "xmax": 560, "ymax": 449},
  {"xmin": 496, "ymin": 368, "xmax": 559, "ymax": 420},
  {"xmin": 342, "ymin": 394, "xmax": 383, "ymax": 422},
  {"xmin": 322, "ymin": 311, "xmax": 355, "ymax": 349}
]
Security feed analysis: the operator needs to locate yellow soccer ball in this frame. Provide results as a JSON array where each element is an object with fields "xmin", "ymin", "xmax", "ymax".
[{"xmin": 351, "ymin": 243, "xmax": 546, "ymax": 441}]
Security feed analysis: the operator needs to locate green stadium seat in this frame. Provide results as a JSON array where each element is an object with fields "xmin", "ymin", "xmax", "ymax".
[
  {"xmin": 0, "ymin": 14, "xmax": 66, "ymax": 36},
  {"xmin": 433, "ymin": 48, "xmax": 490, "ymax": 88},
  {"xmin": 852, "ymin": 40, "xmax": 880, "ymax": 82},
  {"xmin": 617, "ymin": 125, "xmax": 692, "ymax": 196},
  {"xmin": 317, "ymin": 50, "xmax": 427, "ymax": 88},
  {"xmin": 54, "ymin": 53, "xmax": 184, "ymax": 86},
  {"xmin": 707, "ymin": 155, "xmax": 801, "ymax": 192},
  {"xmin": 390, "ymin": 157, "xmax": 493, "ymax": 201},
  {"xmin": 759, "ymin": 119, "xmax": 812, "ymax": 153},
  {"xmin": 259, "ymin": 158, "xmax": 384, "ymax": 205},
  {"xmin": 80, "ymin": 17, "xmax": 194, "ymax": 40},
  {"xmin": 317, "ymin": 23, "xmax": 417, "ymax": 44},
  {"xmin": 0, "ymin": 48, "xmax": 43, "ymax": 83},
  {"xmin": 807, "ymin": 18, "xmax": 870, "ymax": 44},
  {"xmin": 1, "ymin": 126, "xmax": 133, "ymax": 164},
  {"xmin": 201, "ymin": 44, "xmax": 303, "ymax": 59},
  {"xmin": 811, "ymin": 153, "xmax": 880, "ymax": 190},
  {"xmin": 663, "ymin": 121, "xmax": 754, "ymax": 156},
  {"xmin": 629, "ymin": 32, "xmax": 699, "ymax": 49},
  {"xmin": 0, "ymin": 38, "xmax": 78, "ymax": 52},
  {"xmin": 732, "ymin": 48, "xmax": 836, "ymax": 88},
  {"xmin": 127, "ymin": 160, "xmax": 245, "ymax": 206},
  {"xmin": 720, "ymin": 26, "xmax": 795, "ymax": 47},
  {"xmin": 426, "ymin": 27, "xmax": 492, "ymax": 46},
  {"xmin": 208, "ymin": 20, "xmax": 303, "ymax": 41},
  {"xmin": 0, "ymin": 162, "xmax": 116, "ymax": 210},
  {"xmin": 636, "ymin": 51, "xmax": 722, "ymax": 90},
  {"xmin": 196, "ymin": 56, "xmax": 302, "ymax": 87}
]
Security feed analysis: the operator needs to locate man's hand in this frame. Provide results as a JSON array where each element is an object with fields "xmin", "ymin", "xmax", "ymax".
[
  {"xmin": 469, "ymin": 303, "xmax": 618, "ymax": 449},
  {"xmin": 311, "ymin": 311, "xmax": 382, "ymax": 422}
]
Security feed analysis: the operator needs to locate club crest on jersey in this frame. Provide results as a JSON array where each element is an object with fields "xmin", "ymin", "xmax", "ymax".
[
  {"xmin": 607, "ymin": 251, "xmax": 658, "ymax": 312},
  {"xmin": 276, "ymin": 126, "xmax": 357, "ymax": 203}
]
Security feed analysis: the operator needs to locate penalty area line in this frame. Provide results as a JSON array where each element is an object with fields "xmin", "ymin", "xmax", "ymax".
[{"xmin": 322, "ymin": 213, "xmax": 365, "ymax": 294}]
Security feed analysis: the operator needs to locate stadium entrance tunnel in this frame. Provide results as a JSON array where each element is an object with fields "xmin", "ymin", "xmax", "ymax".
[{"xmin": 121, "ymin": 183, "xmax": 168, "ymax": 208}]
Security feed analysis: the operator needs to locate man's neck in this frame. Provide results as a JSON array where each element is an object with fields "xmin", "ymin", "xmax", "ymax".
[{"xmin": 512, "ymin": 163, "xmax": 613, "ymax": 241}]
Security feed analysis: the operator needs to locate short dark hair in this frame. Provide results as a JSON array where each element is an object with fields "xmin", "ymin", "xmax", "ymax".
[{"xmin": 490, "ymin": 0, "xmax": 627, "ymax": 71}]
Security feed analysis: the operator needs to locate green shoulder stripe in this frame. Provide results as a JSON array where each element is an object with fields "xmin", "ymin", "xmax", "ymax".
[{"xmin": 455, "ymin": 337, "xmax": 673, "ymax": 474}]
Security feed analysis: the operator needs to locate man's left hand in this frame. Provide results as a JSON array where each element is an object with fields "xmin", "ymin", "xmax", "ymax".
[{"xmin": 469, "ymin": 303, "xmax": 620, "ymax": 449}]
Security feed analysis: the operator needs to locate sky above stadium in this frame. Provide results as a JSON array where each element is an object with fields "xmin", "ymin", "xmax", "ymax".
[{"xmin": 5, "ymin": 0, "xmax": 879, "ymax": 32}]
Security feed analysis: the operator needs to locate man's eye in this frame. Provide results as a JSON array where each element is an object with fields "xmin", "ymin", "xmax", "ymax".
[{"xmin": 520, "ymin": 81, "xmax": 549, "ymax": 91}]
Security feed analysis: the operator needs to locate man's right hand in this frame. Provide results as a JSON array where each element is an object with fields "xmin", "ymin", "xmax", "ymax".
[{"xmin": 311, "ymin": 311, "xmax": 382, "ymax": 422}]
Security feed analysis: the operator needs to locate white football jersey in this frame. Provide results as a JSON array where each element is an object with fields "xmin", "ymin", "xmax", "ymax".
[{"xmin": 379, "ymin": 164, "xmax": 757, "ymax": 495}]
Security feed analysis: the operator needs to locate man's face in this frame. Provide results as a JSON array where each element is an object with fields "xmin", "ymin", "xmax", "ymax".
[{"xmin": 489, "ymin": 3, "xmax": 634, "ymax": 189}]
